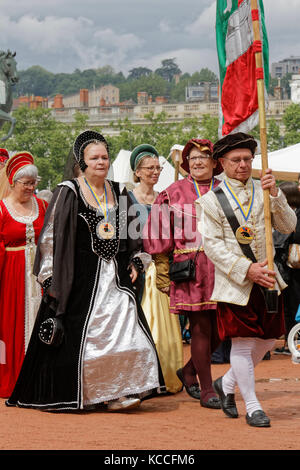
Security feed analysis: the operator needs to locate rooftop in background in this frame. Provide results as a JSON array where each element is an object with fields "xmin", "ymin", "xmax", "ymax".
[{"xmin": 271, "ymin": 56, "xmax": 300, "ymax": 79}]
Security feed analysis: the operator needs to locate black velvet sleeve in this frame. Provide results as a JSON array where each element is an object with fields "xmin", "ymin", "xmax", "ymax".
[{"xmin": 34, "ymin": 181, "xmax": 78, "ymax": 317}]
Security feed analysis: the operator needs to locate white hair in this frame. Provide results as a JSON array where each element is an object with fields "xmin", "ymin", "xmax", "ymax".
[{"xmin": 13, "ymin": 164, "xmax": 38, "ymax": 182}]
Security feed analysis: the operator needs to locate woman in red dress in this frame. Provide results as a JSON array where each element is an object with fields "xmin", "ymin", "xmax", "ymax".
[{"xmin": 0, "ymin": 152, "xmax": 48, "ymax": 397}]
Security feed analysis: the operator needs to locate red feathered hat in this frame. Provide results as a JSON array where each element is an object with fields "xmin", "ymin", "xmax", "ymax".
[
  {"xmin": 181, "ymin": 139, "xmax": 223, "ymax": 176},
  {"xmin": 6, "ymin": 152, "xmax": 35, "ymax": 185},
  {"xmin": 0, "ymin": 148, "xmax": 9, "ymax": 164}
]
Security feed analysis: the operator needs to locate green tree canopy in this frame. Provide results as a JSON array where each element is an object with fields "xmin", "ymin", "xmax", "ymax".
[
  {"xmin": 282, "ymin": 103, "xmax": 300, "ymax": 146},
  {"xmin": 2, "ymin": 101, "xmax": 297, "ymax": 192},
  {"xmin": 14, "ymin": 63, "xmax": 220, "ymax": 106},
  {"xmin": 0, "ymin": 106, "xmax": 89, "ymax": 189},
  {"xmin": 119, "ymin": 74, "xmax": 171, "ymax": 102},
  {"xmin": 155, "ymin": 58, "xmax": 182, "ymax": 83},
  {"xmin": 127, "ymin": 67, "xmax": 152, "ymax": 81}
]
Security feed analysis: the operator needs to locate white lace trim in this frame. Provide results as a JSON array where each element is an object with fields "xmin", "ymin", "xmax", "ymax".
[{"xmin": 3, "ymin": 197, "xmax": 39, "ymax": 224}]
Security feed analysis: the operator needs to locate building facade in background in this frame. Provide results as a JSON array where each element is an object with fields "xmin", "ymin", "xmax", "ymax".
[{"xmin": 271, "ymin": 56, "xmax": 300, "ymax": 78}]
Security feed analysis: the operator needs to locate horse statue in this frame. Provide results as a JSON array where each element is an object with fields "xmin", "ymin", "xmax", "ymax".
[{"xmin": 0, "ymin": 50, "xmax": 19, "ymax": 142}]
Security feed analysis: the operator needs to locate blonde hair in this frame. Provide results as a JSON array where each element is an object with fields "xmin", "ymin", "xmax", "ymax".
[{"xmin": 133, "ymin": 155, "xmax": 158, "ymax": 183}]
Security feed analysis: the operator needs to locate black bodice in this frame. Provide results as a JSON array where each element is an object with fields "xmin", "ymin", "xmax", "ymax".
[{"xmin": 76, "ymin": 181, "xmax": 127, "ymax": 262}]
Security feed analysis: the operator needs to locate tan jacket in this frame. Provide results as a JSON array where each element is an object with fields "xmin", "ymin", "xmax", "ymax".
[{"xmin": 195, "ymin": 177, "xmax": 297, "ymax": 306}]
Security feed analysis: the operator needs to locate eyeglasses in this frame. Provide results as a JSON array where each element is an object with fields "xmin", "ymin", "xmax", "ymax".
[
  {"xmin": 221, "ymin": 157, "xmax": 254, "ymax": 165},
  {"xmin": 16, "ymin": 179, "xmax": 38, "ymax": 188},
  {"xmin": 187, "ymin": 155, "xmax": 212, "ymax": 162},
  {"xmin": 139, "ymin": 166, "xmax": 163, "ymax": 173}
]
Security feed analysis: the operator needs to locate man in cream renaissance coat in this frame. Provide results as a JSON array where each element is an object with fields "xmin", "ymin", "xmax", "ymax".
[{"xmin": 196, "ymin": 132, "xmax": 296, "ymax": 428}]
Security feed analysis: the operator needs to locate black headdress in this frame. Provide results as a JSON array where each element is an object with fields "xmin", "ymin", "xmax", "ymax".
[{"xmin": 73, "ymin": 130, "xmax": 109, "ymax": 172}]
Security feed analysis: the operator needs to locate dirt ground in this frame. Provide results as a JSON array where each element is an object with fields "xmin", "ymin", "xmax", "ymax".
[{"xmin": 1, "ymin": 339, "xmax": 300, "ymax": 453}]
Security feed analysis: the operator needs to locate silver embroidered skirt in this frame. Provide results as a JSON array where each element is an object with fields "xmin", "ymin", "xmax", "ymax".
[{"xmin": 82, "ymin": 258, "xmax": 160, "ymax": 405}]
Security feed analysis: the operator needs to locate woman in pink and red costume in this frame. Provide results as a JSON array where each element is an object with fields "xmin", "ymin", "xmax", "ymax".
[
  {"xmin": 0, "ymin": 152, "xmax": 47, "ymax": 397},
  {"xmin": 143, "ymin": 139, "xmax": 223, "ymax": 409}
]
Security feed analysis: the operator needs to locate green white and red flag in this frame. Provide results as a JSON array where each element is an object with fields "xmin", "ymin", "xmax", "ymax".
[{"xmin": 216, "ymin": 0, "xmax": 269, "ymax": 137}]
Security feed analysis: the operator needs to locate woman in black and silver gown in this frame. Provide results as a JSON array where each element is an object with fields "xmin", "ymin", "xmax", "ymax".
[{"xmin": 7, "ymin": 130, "xmax": 165, "ymax": 412}]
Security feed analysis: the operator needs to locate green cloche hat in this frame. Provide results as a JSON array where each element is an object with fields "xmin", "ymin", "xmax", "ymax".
[{"xmin": 130, "ymin": 144, "xmax": 159, "ymax": 171}]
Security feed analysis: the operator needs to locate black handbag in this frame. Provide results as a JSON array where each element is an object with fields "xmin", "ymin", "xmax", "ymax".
[
  {"xmin": 169, "ymin": 249, "xmax": 201, "ymax": 283},
  {"xmin": 38, "ymin": 317, "xmax": 64, "ymax": 347}
]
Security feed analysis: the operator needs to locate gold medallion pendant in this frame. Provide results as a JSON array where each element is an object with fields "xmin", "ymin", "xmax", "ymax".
[
  {"xmin": 97, "ymin": 221, "xmax": 115, "ymax": 240},
  {"xmin": 235, "ymin": 226, "xmax": 254, "ymax": 245}
]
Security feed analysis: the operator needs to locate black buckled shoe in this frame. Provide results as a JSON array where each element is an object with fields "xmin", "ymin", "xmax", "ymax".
[
  {"xmin": 176, "ymin": 368, "xmax": 201, "ymax": 400},
  {"xmin": 213, "ymin": 376, "xmax": 238, "ymax": 418},
  {"xmin": 200, "ymin": 396, "xmax": 221, "ymax": 409},
  {"xmin": 246, "ymin": 410, "xmax": 271, "ymax": 427}
]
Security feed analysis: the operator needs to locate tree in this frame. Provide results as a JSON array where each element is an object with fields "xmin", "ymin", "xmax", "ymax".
[
  {"xmin": 0, "ymin": 106, "xmax": 87, "ymax": 189},
  {"xmin": 107, "ymin": 112, "xmax": 220, "ymax": 165},
  {"xmin": 15, "ymin": 66, "xmax": 55, "ymax": 97},
  {"xmin": 155, "ymin": 59, "xmax": 181, "ymax": 83},
  {"xmin": 267, "ymin": 118, "xmax": 282, "ymax": 151},
  {"xmin": 119, "ymin": 74, "xmax": 170, "ymax": 102},
  {"xmin": 193, "ymin": 69, "xmax": 218, "ymax": 83},
  {"xmin": 170, "ymin": 69, "xmax": 219, "ymax": 102},
  {"xmin": 127, "ymin": 67, "xmax": 152, "ymax": 81},
  {"xmin": 14, "ymin": 63, "xmax": 220, "ymax": 106},
  {"xmin": 199, "ymin": 115, "xmax": 219, "ymax": 143},
  {"xmin": 282, "ymin": 103, "xmax": 300, "ymax": 146},
  {"xmin": 269, "ymin": 73, "xmax": 292, "ymax": 99}
]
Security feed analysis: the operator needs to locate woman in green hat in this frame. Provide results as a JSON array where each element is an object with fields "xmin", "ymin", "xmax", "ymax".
[{"xmin": 129, "ymin": 144, "xmax": 183, "ymax": 394}]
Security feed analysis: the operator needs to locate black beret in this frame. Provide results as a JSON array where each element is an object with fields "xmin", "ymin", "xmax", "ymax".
[{"xmin": 212, "ymin": 132, "xmax": 257, "ymax": 160}]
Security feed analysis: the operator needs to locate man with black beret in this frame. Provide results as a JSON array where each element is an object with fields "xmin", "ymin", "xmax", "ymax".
[{"xmin": 195, "ymin": 132, "xmax": 297, "ymax": 427}]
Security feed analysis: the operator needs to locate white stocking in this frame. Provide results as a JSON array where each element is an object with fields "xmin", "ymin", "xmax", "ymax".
[{"xmin": 222, "ymin": 337, "xmax": 276, "ymax": 416}]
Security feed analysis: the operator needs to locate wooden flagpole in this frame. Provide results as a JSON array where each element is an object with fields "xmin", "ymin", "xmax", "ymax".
[
  {"xmin": 174, "ymin": 149, "xmax": 180, "ymax": 181},
  {"xmin": 250, "ymin": 0, "xmax": 274, "ymax": 276}
]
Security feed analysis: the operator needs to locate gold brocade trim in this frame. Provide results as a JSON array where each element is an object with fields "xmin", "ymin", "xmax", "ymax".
[
  {"xmin": 173, "ymin": 247, "xmax": 204, "ymax": 255},
  {"xmin": 5, "ymin": 245, "xmax": 26, "ymax": 251},
  {"xmin": 170, "ymin": 301, "xmax": 216, "ymax": 309}
]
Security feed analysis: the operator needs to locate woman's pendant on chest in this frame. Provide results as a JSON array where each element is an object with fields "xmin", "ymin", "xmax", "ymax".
[
  {"xmin": 97, "ymin": 220, "xmax": 115, "ymax": 240},
  {"xmin": 81, "ymin": 208, "xmax": 117, "ymax": 240}
]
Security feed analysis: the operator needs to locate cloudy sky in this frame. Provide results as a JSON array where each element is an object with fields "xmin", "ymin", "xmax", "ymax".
[{"xmin": 0, "ymin": 0, "xmax": 299, "ymax": 76}]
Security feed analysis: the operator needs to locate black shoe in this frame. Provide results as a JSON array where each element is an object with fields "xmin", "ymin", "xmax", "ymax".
[
  {"xmin": 213, "ymin": 376, "xmax": 238, "ymax": 418},
  {"xmin": 176, "ymin": 368, "xmax": 201, "ymax": 400},
  {"xmin": 263, "ymin": 351, "xmax": 271, "ymax": 360},
  {"xmin": 5, "ymin": 400, "xmax": 15, "ymax": 407},
  {"xmin": 246, "ymin": 410, "xmax": 271, "ymax": 427},
  {"xmin": 200, "ymin": 396, "xmax": 221, "ymax": 409}
]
